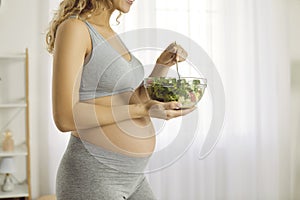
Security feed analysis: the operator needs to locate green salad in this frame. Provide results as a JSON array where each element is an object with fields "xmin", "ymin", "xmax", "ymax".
[{"xmin": 144, "ymin": 77, "xmax": 206, "ymax": 108}]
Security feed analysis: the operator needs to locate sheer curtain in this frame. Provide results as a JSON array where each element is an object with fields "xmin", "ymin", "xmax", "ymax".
[
  {"xmin": 129, "ymin": 0, "xmax": 292, "ymax": 199},
  {"xmin": 46, "ymin": 0, "xmax": 293, "ymax": 199}
]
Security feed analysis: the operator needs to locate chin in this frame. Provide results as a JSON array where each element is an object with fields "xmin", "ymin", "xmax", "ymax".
[
  {"xmin": 121, "ymin": 9, "xmax": 130, "ymax": 13},
  {"xmin": 117, "ymin": 7, "xmax": 130, "ymax": 13},
  {"xmin": 114, "ymin": 0, "xmax": 133, "ymax": 13},
  {"xmin": 118, "ymin": 6, "xmax": 131, "ymax": 13}
]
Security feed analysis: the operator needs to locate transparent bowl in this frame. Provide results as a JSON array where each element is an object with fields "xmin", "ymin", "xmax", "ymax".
[{"xmin": 144, "ymin": 77, "xmax": 207, "ymax": 109}]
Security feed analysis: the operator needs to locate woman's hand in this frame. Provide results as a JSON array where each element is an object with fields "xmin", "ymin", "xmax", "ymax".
[
  {"xmin": 142, "ymin": 100, "xmax": 196, "ymax": 120},
  {"xmin": 156, "ymin": 42, "xmax": 188, "ymax": 67}
]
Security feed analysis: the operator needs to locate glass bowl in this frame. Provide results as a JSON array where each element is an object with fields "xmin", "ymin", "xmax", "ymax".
[{"xmin": 144, "ymin": 77, "xmax": 207, "ymax": 109}]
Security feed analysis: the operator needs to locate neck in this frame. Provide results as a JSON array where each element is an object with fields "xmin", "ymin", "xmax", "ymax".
[{"xmin": 88, "ymin": 8, "xmax": 115, "ymax": 28}]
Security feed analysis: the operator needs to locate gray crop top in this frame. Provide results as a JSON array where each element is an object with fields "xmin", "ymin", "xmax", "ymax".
[{"xmin": 78, "ymin": 19, "xmax": 145, "ymax": 101}]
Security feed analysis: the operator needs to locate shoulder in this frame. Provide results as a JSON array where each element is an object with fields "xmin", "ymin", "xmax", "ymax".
[
  {"xmin": 57, "ymin": 17, "xmax": 89, "ymax": 37},
  {"xmin": 54, "ymin": 18, "xmax": 91, "ymax": 54}
]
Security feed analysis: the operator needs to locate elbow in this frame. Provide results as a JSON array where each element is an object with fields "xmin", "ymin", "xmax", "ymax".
[
  {"xmin": 53, "ymin": 111, "xmax": 75, "ymax": 132},
  {"xmin": 54, "ymin": 120, "xmax": 74, "ymax": 132}
]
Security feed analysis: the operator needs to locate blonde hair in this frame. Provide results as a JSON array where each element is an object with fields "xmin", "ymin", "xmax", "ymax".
[{"xmin": 46, "ymin": 0, "xmax": 121, "ymax": 54}]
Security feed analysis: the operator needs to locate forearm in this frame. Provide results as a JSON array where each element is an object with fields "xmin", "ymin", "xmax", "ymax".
[
  {"xmin": 72, "ymin": 102, "xmax": 146, "ymax": 130},
  {"xmin": 149, "ymin": 62, "xmax": 170, "ymax": 77}
]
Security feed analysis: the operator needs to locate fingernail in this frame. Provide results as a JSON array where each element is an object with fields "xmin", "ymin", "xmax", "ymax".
[{"xmin": 177, "ymin": 103, "xmax": 182, "ymax": 107}]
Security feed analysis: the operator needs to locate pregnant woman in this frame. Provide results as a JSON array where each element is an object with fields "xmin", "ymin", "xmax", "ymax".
[{"xmin": 46, "ymin": 0, "xmax": 195, "ymax": 199}]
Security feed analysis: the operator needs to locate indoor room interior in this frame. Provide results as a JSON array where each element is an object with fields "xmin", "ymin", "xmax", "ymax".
[{"xmin": 0, "ymin": 0, "xmax": 300, "ymax": 199}]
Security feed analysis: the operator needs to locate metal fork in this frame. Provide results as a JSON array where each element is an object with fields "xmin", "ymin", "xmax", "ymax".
[{"xmin": 175, "ymin": 41, "xmax": 181, "ymax": 79}]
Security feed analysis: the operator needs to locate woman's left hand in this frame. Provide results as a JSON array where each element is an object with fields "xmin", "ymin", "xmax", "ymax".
[{"xmin": 156, "ymin": 42, "xmax": 188, "ymax": 67}]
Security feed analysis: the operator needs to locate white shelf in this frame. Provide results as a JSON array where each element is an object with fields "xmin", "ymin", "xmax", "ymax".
[
  {"xmin": 0, "ymin": 53, "xmax": 26, "ymax": 60},
  {"xmin": 0, "ymin": 48, "xmax": 31, "ymax": 199},
  {"xmin": 0, "ymin": 183, "xmax": 29, "ymax": 198},
  {"xmin": 0, "ymin": 144, "xmax": 27, "ymax": 157},
  {"xmin": 0, "ymin": 103, "xmax": 27, "ymax": 108}
]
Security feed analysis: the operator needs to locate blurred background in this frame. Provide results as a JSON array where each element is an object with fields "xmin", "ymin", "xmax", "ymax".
[{"xmin": 0, "ymin": 0, "xmax": 299, "ymax": 199}]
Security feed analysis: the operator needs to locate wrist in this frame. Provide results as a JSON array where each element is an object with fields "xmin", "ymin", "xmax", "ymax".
[
  {"xmin": 155, "ymin": 61, "xmax": 169, "ymax": 68},
  {"xmin": 130, "ymin": 104, "xmax": 148, "ymax": 118}
]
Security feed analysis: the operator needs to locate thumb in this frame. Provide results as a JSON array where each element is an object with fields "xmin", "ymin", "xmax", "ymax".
[{"xmin": 163, "ymin": 101, "xmax": 182, "ymax": 110}]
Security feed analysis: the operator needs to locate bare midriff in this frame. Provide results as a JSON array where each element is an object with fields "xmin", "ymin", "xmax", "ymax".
[{"xmin": 71, "ymin": 91, "xmax": 156, "ymax": 158}]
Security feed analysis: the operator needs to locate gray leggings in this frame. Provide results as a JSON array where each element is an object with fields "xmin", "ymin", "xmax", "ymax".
[{"xmin": 56, "ymin": 135, "xmax": 157, "ymax": 200}]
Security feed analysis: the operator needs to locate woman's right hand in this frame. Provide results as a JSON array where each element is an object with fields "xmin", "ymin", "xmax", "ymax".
[{"xmin": 142, "ymin": 100, "xmax": 196, "ymax": 120}]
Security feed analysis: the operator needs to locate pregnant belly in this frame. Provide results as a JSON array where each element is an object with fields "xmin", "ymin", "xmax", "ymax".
[{"xmin": 72, "ymin": 117, "xmax": 156, "ymax": 157}]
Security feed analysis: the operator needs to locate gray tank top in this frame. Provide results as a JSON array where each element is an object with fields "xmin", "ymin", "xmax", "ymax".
[{"xmin": 76, "ymin": 18, "xmax": 145, "ymax": 101}]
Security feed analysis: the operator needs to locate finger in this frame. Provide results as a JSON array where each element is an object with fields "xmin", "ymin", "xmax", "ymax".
[
  {"xmin": 158, "ymin": 43, "xmax": 184, "ymax": 66},
  {"xmin": 176, "ymin": 45, "xmax": 188, "ymax": 61},
  {"xmin": 163, "ymin": 101, "xmax": 182, "ymax": 110},
  {"xmin": 176, "ymin": 48, "xmax": 182, "ymax": 61},
  {"xmin": 161, "ymin": 45, "xmax": 177, "ymax": 57},
  {"xmin": 180, "ymin": 50, "xmax": 188, "ymax": 61},
  {"xmin": 165, "ymin": 54, "xmax": 176, "ymax": 64},
  {"xmin": 168, "ymin": 47, "xmax": 177, "ymax": 54},
  {"xmin": 165, "ymin": 106, "xmax": 197, "ymax": 119},
  {"xmin": 168, "ymin": 41, "xmax": 177, "ymax": 48},
  {"xmin": 180, "ymin": 106, "xmax": 197, "ymax": 115},
  {"xmin": 166, "ymin": 43, "xmax": 178, "ymax": 54}
]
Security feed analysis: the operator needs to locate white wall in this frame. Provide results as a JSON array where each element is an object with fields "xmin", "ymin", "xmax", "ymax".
[
  {"xmin": 0, "ymin": 0, "xmax": 40, "ymax": 198},
  {"xmin": 288, "ymin": 0, "xmax": 300, "ymax": 199},
  {"xmin": 291, "ymin": 65, "xmax": 300, "ymax": 199},
  {"xmin": 0, "ymin": 0, "xmax": 63, "ymax": 199},
  {"xmin": 288, "ymin": 0, "xmax": 300, "ymax": 61}
]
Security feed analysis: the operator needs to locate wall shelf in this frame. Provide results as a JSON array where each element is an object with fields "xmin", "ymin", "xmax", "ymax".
[
  {"xmin": 0, "ymin": 48, "xmax": 31, "ymax": 199},
  {"xmin": 0, "ymin": 183, "xmax": 29, "ymax": 198},
  {"xmin": 0, "ymin": 104, "xmax": 27, "ymax": 108},
  {"xmin": 0, "ymin": 144, "xmax": 27, "ymax": 157},
  {"xmin": 0, "ymin": 53, "xmax": 26, "ymax": 60}
]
